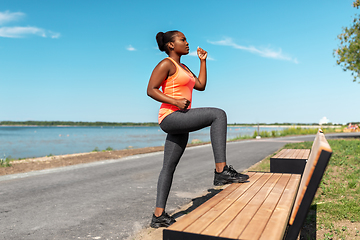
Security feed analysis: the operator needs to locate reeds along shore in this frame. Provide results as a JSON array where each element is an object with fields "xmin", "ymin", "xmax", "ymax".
[{"xmin": 231, "ymin": 126, "xmax": 341, "ymax": 141}]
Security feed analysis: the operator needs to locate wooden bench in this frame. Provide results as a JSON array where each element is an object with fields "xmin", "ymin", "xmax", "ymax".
[
  {"xmin": 163, "ymin": 130, "xmax": 332, "ymax": 240},
  {"xmin": 270, "ymin": 149, "xmax": 310, "ymax": 175}
]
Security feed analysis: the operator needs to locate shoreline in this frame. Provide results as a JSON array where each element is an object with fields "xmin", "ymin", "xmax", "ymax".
[
  {"xmin": 1, "ymin": 127, "xmax": 345, "ymax": 176},
  {"xmin": 0, "ymin": 124, "xmax": 342, "ymax": 128},
  {"xmin": 0, "ymin": 142, "xmax": 209, "ymax": 176},
  {"xmin": 2, "ymin": 125, "xmax": 343, "ymax": 163}
]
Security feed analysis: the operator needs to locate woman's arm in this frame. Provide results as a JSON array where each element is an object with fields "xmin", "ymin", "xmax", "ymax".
[
  {"xmin": 194, "ymin": 47, "xmax": 207, "ymax": 91},
  {"xmin": 147, "ymin": 59, "xmax": 190, "ymax": 110}
]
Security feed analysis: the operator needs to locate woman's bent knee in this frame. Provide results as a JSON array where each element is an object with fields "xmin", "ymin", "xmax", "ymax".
[{"xmin": 211, "ymin": 107, "xmax": 227, "ymax": 121}]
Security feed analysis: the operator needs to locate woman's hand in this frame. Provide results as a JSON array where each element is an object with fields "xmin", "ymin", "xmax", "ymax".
[
  {"xmin": 197, "ymin": 47, "xmax": 207, "ymax": 60},
  {"xmin": 174, "ymin": 98, "xmax": 190, "ymax": 110}
]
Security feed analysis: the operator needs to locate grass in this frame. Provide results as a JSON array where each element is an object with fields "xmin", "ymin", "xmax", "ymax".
[
  {"xmin": 93, "ymin": 146, "xmax": 115, "ymax": 152},
  {"xmin": 230, "ymin": 127, "xmax": 340, "ymax": 141},
  {"xmin": 0, "ymin": 154, "xmax": 12, "ymax": 167},
  {"xmin": 248, "ymin": 138, "xmax": 360, "ymax": 240}
]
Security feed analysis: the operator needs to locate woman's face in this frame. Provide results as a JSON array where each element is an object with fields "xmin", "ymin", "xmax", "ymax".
[{"xmin": 170, "ymin": 32, "xmax": 189, "ymax": 55}]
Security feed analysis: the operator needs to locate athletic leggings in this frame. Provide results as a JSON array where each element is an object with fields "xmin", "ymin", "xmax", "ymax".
[{"xmin": 156, "ymin": 107, "xmax": 227, "ymax": 209}]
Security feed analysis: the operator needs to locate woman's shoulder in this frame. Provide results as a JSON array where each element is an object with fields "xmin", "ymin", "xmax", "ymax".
[
  {"xmin": 155, "ymin": 57, "xmax": 177, "ymax": 72},
  {"xmin": 159, "ymin": 57, "xmax": 174, "ymax": 65}
]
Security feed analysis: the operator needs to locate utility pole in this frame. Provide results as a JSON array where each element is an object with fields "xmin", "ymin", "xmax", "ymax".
[{"xmin": 256, "ymin": 123, "xmax": 261, "ymax": 139}]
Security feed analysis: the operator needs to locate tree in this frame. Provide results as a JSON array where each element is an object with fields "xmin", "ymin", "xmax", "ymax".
[{"xmin": 334, "ymin": 0, "xmax": 360, "ymax": 83}]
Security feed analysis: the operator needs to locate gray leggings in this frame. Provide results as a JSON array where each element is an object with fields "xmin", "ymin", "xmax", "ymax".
[{"xmin": 156, "ymin": 107, "xmax": 227, "ymax": 208}]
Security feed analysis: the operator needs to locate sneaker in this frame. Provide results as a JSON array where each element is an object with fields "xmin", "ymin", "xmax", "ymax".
[
  {"xmin": 214, "ymin": 165, "xmax": 249, "ymax": 186},
  {"xmin": 150, "ymin": 212, "xmax": 176, "ymax": 228}
]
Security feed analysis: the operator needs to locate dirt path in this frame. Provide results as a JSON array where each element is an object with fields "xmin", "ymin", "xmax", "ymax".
[
  {"xmin": 0, "ymin": 142, "xmax": 210, "ymax": 176},
  {"xmin": 0, "ymin": 146, "xmax": 164, "ymax": 176}
]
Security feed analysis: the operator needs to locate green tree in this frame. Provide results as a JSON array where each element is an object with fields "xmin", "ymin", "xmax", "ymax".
[{"xmin": 334, "ymin": 0, "xmax": 360, "ymax": 83}]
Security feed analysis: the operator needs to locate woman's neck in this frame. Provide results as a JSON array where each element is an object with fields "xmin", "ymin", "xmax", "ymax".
[{"xmin": 168, "ymin": 53, "xmax": 181, "ymax": 64}]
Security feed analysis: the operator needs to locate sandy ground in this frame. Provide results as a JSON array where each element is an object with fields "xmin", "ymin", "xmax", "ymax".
[
  {"xmin": 0, "ymin": 142, "xmax": 210, "ymax": 176},
  {"xmin": 0, "ymin": 146, "xmax": 165, "ymax": 176}
]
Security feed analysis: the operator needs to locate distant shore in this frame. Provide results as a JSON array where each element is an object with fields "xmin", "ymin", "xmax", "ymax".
[
  {"xmin": 0, "ymin": 124, "xmax": 343, "ymax": 128},
  {"xmin": 231, "ymin": 125, "xmax": 342, "ymax": 128}
]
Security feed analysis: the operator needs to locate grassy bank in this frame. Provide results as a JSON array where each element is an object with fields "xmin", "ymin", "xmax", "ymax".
[
  {"xmin": 0, "ymin": 121, "xmax": 159, "ymax": 127},
  {"xmin": 248, "ymin": 138, "xmax": 360, "ymax": 240},
  {"xmin": 230, "ymin": 127, "xmax": 341, "ymax": 140}
]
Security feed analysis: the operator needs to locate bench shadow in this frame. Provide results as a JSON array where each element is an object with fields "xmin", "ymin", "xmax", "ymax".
[
  {"xmin": 172, "ymin": 188, "xmax": 223, "ymax": 219},
  {"xmin": 299, "ymin": 204, "xmax": 317, "ymax": 240}
]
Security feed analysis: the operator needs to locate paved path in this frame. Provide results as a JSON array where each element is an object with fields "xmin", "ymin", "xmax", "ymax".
[{"xmin": 0, "ymin": 133, "xmax": 358, "ymax": 240}]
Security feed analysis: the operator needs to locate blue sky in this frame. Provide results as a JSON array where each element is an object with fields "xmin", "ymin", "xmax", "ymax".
[{"xmin": 1, "ymin": 0, "xmax": 359, "ymax": 124}]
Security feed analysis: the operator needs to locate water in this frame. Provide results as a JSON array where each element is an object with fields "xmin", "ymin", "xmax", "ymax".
[{"xmin": 0, "ymin": 126, "xmax": 284, "ymax": 159}]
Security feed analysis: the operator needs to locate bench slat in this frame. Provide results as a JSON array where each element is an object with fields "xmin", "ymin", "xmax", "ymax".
[
  {"xmin": 183, "ymin": 172, "xmax": 269, "ymax": 234},
  {"xmin": 219, "ymin": 173, "xmax": 283, "ymax": 239},
  {"xmin": 259, "ymin": 174, "xmax": 301, "ymax": 240},
  {"xmin": 199, "ymin": 173, "xmax": 274, "ymax": 236},
  {"xmin": 167, "ymin": 172, "xmax": 257, "ymax": 231},
  {"xmin": 166, "ymin": 181, "xmax": 242, "ymax": 231},
  {"xmin": 276, "ymin": 149, "xmax": 291, "ymax": 158},
  {"xmin": 297, "ymin": 149, "xmax": 308, "ymax": 159},
  {"xmin": 238, "ymin": 174, "xmax": 291, "ymax": 239},
  {"xmin": 272, "ymin": 149, "xmax": 309, "ymax": 160},
  {"xmin": 271, "ymin": 149, "xmax": 287, "ymax": 159},
  {"xmin": 289, "ymin": 149, "xmax": 301, "ymax": 159},
  {"xmin": 300, "ymin": 149, "xmax": 310, "ymax": 159}
]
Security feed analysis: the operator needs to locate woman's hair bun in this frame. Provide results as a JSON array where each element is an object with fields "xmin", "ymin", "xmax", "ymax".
[
  {"xmin": 156, "ymin": 32, "xmax": 165, "ymax": 52},
  {"xmin": 155, "ymin": 30, "xmax": 179, "ymax": 53}
]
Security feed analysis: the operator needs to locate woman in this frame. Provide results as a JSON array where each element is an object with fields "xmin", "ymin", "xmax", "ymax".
[{"xmin": 147, "ymin": 30, "xmax": 249, "ymax": 228}]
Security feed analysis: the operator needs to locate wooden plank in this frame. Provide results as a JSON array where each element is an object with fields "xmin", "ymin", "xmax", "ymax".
[
  {"xmin": 296, "ymin": 149, "xmax": 305, "ymax": 159},
  {"xmin": 278, "ymin": 149, "xmax": 292, "ymax": 159},
  {"xmin": 301, "ymin": 149, "xmax": 310, "ymax": 159},
  {"xmin": 294, "ymin": 149, "xmax": 302, "ymax": 159},
  {"xmin": 218, "ymin": 173, "xmax": 282, "ymax": 239},
  {"xmin": 289, "ymin": 149, "xmax": 301, "ymax": 159},
  {"xmin": 168, "ymin": 172, "xmax": 257, "ymax": 232},
  {"xmin": 238, "ymin": 174, "xmax": 292, "ymax": 240},
  {"xmin": 199, "ymin": 173, "xmax": 274, "ymax": 236},
  {"xmin": 168, "ymin": 179, "xmax": 242, "ymax": 231},
  {"xmin": 271, "ymin": 149, "xmax": 287, "ymax": 159},
  {"xmin": 259, "ymin": 174, "xmax": 301, "ymax": 240},
  {"xmin": 272, "ymin": 149, "xmax": 309, "ymax": 160},
  {"xmin": 280, "ymin": 149, "xmax": 302, "ymax": 159},
  {"xmin": 184, "ymin": 173, "xmax": 269, "ymax": 234}
]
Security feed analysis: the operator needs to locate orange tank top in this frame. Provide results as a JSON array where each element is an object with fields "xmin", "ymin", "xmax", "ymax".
[{"xmin": 158, "ymin": 57, "xmax": 195, "ymax": 124}]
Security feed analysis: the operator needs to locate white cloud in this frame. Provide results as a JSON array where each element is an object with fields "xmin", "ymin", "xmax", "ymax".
[
  {"xmin": 189, "ymin": 51, "xmax": 197, "ymax": 57},
  {"xmin": 126, "ymin": 45, "xmax": 136, "ymax": 51},
  {"xmin": 0, "ymin": 10, "xmax": 60, "ymax": 38},
  {"xmin": 188, "ymin": 50, "xmax": 215, "ymax": 61},
  {"xmin": 208, "ymin": 37, "xmax": 298, "ymax": 63},
  {"xmin": 0, "ymin": 26, "xmax": 60, "ymax": 38},
  {"xmin": 319, "ymin": 116, "xmax": 330, "ymax": 125},
  {"xmin": 0, "ymin": 10, "xmax": 24, "ymax": 25}
]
